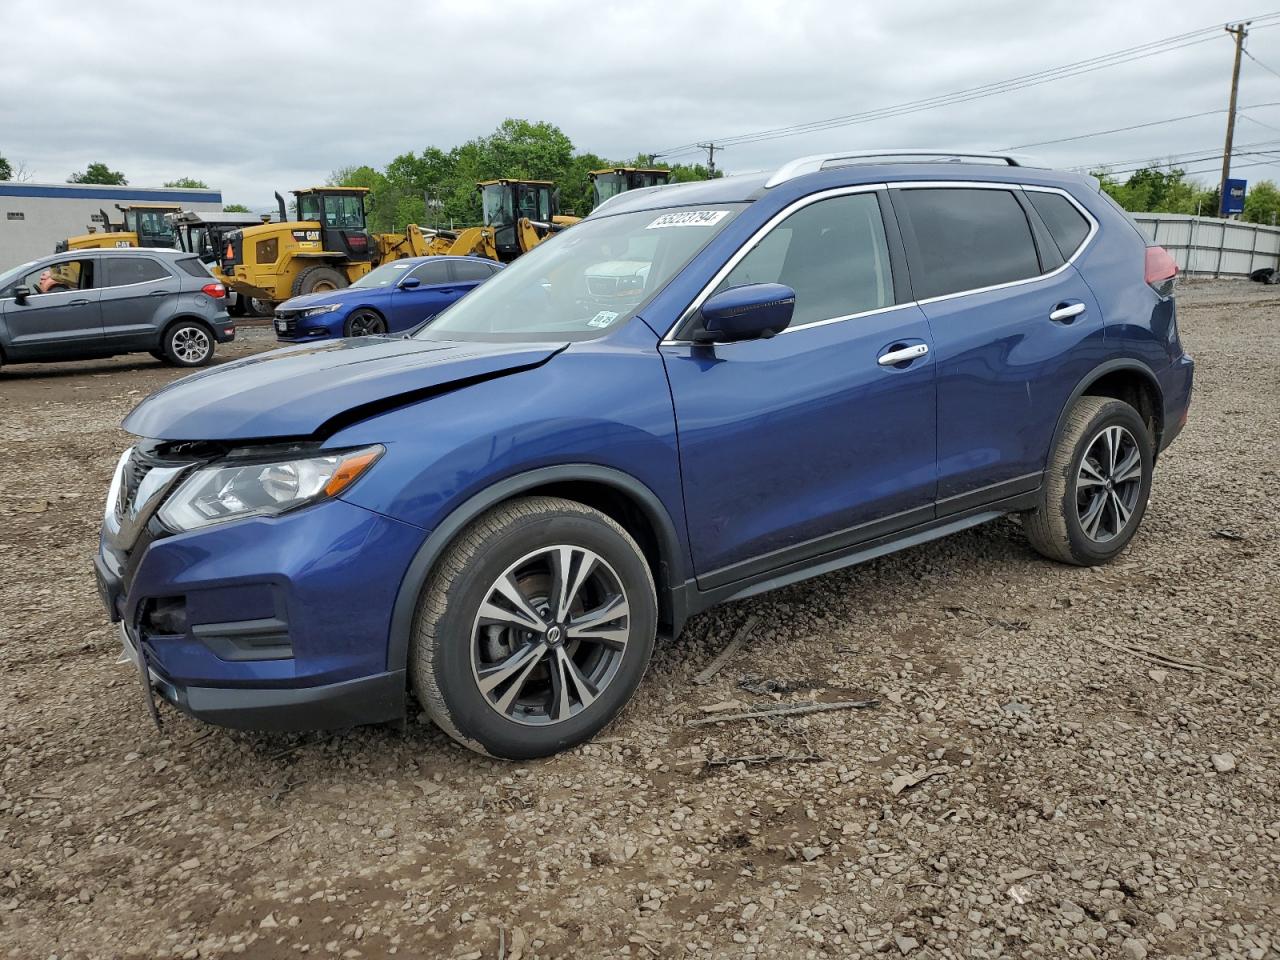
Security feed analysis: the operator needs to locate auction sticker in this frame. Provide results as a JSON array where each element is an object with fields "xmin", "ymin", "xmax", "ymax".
[
  {"xmin": 646, "ymin": 210, "xmax": 729, "ymax": 229},
  {"xmin": 587, "ymin": 310, "xmax": 620, "ymax": 328}
]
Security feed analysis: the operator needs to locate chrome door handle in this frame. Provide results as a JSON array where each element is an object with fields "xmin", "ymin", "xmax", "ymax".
[
  {"xmin": 1049, "ymin": 302, "xmax": 1086, "ymax": 322},
  {"xmin": 68, "ymin": 298, "xmax": 90, "ymax": 306},
  {"xmin": 878, "ymin": 343, "xmax": 929, "ymax": 366}
]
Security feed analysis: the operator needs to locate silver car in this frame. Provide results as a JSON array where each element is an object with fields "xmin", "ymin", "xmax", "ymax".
[{"xmin": 0, "ymin": 248, "xmax": 235, "ymax": 372}]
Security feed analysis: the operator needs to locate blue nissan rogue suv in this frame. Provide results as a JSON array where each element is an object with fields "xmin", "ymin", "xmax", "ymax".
[{"xmin": 97, "ymin": 150, "xmax": 1193, "ymax": 759}]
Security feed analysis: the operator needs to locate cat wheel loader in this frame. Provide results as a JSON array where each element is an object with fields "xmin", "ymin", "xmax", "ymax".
[
  {"xmin": 55, "ymin": 203, "xmax": 183, "ymax": 253},
  {"xmin": 588, "ymin": 167, "xmax": 671, "ymax": 207},
  {"xmin": 442, "ymin": 179, "xmax": 579, "ymax": 262}
]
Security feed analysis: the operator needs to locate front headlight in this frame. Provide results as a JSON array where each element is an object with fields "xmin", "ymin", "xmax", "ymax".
[
  {"xmin": 157, "ymin": 445, "xmax": 383, "ymax": 532},
  {"xmin": 301, "ymin": 303, "xmax": 342, "ymax": 318}
]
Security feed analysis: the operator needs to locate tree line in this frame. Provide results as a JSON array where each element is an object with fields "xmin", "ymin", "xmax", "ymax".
[
  {"xmin": 327, "ymin": 119, "xmax": 719, "ymax": 232},
  {"xmin": 1092, "ymin": 165, "xmax": 1280, "ymax": 226}
]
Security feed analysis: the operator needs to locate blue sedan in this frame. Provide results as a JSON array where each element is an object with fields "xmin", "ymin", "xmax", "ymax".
[{"xmin": 273, "ymin": 255, "xmax": 502, "ymax": 341}]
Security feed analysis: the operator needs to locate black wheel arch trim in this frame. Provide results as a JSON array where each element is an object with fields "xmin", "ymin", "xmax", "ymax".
[
  {"xmin": 386, "ymin": 464, "xmax": 688, "ymax": 677},
  {"xmin": 1051, "ymin": 358, "xmax": 1165, "ymax": 462}
]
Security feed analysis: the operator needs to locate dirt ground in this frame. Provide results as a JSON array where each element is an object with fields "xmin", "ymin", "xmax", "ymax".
[{"xmin": 0, "ymin": 286, "xmax": 1276, "ymax": 960}]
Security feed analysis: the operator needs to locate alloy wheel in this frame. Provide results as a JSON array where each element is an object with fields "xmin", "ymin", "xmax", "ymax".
[
  {"xmin": 470, "ymin": 545, "xmax": 630, "ymax": 726},
  {"xmin": 349, "ymin": 312, "xmax": 385, "ymax": 336},
  {"xmin": 1075, "ymin": 425, "xmax": 1143, "ymax": 542},
  {"xmin": 172, "ymin": 327, "xmax": 211, "ymax": 364}
]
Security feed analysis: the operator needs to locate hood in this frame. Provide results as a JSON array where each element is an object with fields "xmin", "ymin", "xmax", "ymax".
[
  {"xmin": 277, "ymin": 287, "xmax": 378, "ymax": 311},
  {"xmin": 123, "ymin": 337, "xmax": 565, "ymax": 441}
]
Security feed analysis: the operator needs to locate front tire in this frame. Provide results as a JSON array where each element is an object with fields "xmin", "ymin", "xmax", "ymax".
[
  {"xmin": 1024, "ymin": 396, "xmax": 1154, "ymax": 565},
  {"xmin": 161, "ymin": 322, "xmax": 215, "ymax": 367},
  {"xmin": 345, "ymin": 309, "xmax": 387, "ymax": 337},
  {"xmin": 411, "ymin": 497, "xmax": 657, "ymax": 759}
]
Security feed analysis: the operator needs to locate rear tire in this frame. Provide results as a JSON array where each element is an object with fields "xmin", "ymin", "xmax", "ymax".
[
  {"xmin": 1024, "ymin": 396, "xmax": 1153, "ymax": 566},
  {"xmin": 292, "ymin": 266, "xmax": 347, "ymax": 297},
  {"xmin": 411, "ymin": 496, "xmax": 657, "ymax": 759},
  {"xmin": 344, "ymin": 309, "xmax": 387, "ymax": 337},
  {"xmin": 161, "ymin": 321, "xmax": 215, "ymax": 367}
]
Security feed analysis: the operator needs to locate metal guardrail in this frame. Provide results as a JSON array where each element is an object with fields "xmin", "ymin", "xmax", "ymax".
[{"xmin": 1130, "ymin": 213, "xmax": 1280, "ymax": 277}]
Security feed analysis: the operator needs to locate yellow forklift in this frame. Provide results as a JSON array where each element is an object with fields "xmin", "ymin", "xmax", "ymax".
[
  {"xmin": 56, "ymin": 202, "xmax": 183, "ymax": 252},
  {"xmin": 588, "ymin": 167, "xmax": 671, "ymax": 208}
]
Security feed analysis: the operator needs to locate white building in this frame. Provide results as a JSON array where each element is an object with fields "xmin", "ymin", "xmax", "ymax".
[{"xmin": 0, "ymin": 181, "xmax": 224, "ymax": 270}]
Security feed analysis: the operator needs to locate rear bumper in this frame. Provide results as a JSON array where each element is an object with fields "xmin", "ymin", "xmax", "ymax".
[
  {"xmin": 118, "ymin": 622, "xmax": 405, "ymax": 731},
  {"xmin": 1159, "ymin": 353, "xmax": 1194, "ymax": 452}
]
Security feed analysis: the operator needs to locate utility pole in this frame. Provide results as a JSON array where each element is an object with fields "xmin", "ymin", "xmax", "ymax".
[
  {"xmin": 1220, "ymin": 21, "xmax": 1249, "ymax": 217},
  {"xmin": 697, "ymin": 142, "xmax": 721, "ymax": 177}
]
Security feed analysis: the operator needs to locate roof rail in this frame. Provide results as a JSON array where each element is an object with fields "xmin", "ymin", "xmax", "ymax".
[{"xmin": 765, "ymin": 150, "xmax": 1041, "ymax": 188}]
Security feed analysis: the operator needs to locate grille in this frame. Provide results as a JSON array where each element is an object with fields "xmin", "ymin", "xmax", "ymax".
[{"xmin": 274, "ymin": 311, "xmax": 298, "ymax": 336}]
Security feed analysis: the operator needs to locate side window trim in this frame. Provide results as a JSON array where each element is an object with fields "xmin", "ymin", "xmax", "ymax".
[
  {"xmin": 665, "ymin": 183, "xmax": 892, "ymax": 342},
  {"xmin": 889, "ymin": 181, "xmax": 1100, "ymax": 306}
]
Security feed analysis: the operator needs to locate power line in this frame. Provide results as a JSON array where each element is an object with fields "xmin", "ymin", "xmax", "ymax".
[
  {"xmin": 655, "ymin": 14, "xmax": 1280, "ymax": 155},
  {"xmin": 1244, "ymin": 46, "xmax": 1280, "ymax": 79},
  {"xmin": 1080, "ymin": 134, "xmax": 1280, "ymax": 172},
  {"xmin": 1002, "ymin": 108, "xmax": 1227, "ymax": 150}
]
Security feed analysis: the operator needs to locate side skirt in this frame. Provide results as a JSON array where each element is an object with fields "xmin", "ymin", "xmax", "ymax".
[{"xmin": 672, "ymin": 488, "xmax": 1039, "ymax": 622}]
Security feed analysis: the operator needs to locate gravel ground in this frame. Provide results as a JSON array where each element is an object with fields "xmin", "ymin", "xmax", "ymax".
[{"xmin": 0, "ymin": 287, "xmax": 1276, "ymax": 960}]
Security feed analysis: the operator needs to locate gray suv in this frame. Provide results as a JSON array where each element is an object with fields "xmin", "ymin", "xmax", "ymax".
[{"xmin": 0, "ymin": 248, "xmax": 235, "ymax": 372}]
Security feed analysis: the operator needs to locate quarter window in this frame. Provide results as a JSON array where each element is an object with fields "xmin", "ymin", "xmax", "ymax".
[
  {"xmin": 104, "ymin": 257, "xmax": 171, "ymax": 286},
  {"xmin": 714, "ymin": 192, "xmax": 894, "ymax": 328},
  {"xmin": 895, "ymin": 188, "xmax": 1041, "ymax": 301},
  {"xmin": 1027, "ymin": 191, "xmax": 1092, "ymax": 259}
]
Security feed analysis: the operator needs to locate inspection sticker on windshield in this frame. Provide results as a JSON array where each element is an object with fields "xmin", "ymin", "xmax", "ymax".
[
  {"xmin": 646, "ymin": 210, "xmax": 729, "ymax": 229},
  {"xmin": 587, "ymin": 311, "xmax": 619, "ymax": 328}
]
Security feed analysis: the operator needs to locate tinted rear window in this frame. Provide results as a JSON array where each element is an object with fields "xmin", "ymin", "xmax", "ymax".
[
  {"xmin": 175, "ymin": 257, "xmax": 212, "ymax": 279},
  {"xmin": 895, "ymin": 188, "xmax": 1040, "ymax": 300},
  {"xmin": 452, "ymin": 259, "xmax": 496, "ymax": 282},
  {"xmin": 1027, "ymin": 191, "xmax": 1092, "ymax": 258},
  {"xmin": 408, "ymin": 261, "xmax": 451, "ymax": 285},
  {"xmin": 104, "ymin": 256, "xmax": 171, "ymax": 286}
]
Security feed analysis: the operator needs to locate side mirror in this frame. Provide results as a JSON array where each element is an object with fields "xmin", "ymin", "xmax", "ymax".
[
  {"xmin": 696, "ymin": 283, "xmax": 795, "ymax": 343},
  {"xmin": 399, "ymin": 277, "xmax": 421, "ymax": 289},
  {"xmin": 13, "ymin": 286, "xmax": 31, "ymax": 305}
]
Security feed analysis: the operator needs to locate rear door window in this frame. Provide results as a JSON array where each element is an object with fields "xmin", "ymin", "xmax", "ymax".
[
  {"xmin": 408, "ymin": 260, "xmax": 452, "ymax": 286},
  {"xmin": 713, "ymin": 191, "xmax": 894, "ymax": 327},
  {"xmin": 451, "ymin": 259, "xmax": 497, "ymax": 282},
  {"xmin": 104, "ymin": 257, "xmax": 171, "ymax": 287},
  {"xmin": 1026, "ymin": 191, "xmax": 1092, "ymax": 259},
  {"xmin": 894, "ymin": 188, "xmax": 1041, "ymax": 300}
]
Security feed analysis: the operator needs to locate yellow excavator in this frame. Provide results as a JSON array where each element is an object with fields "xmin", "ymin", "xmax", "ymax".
[
  {"xmin": 588, "ymin": 167, "xmax": 671, "ymax": 208},
  {"xmin": 56, "ymin": 202, "xmax": 183, "ymax": 252}
]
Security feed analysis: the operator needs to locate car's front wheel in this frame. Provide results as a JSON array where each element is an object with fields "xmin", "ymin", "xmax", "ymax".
[
  {"xmin": 345, "ymin": 310, "xmax": 387, "ymax": 337},
  {"xmin": 161, "ymin": 322, "xmax": 215, "ymax": 367},
  {"xmin": 1025, "ymin": 396, "xmax": 1154, "ymax": 565},
  {"xmin": 411, "ymin": 496, "xmax": 656, "ymax": 759}
]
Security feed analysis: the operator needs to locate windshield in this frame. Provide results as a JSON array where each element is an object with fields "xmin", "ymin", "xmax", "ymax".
[
  {"xmin": 0, "ymin": 259, "xmax": 40, "ymax": 294},
  {"xmin": 481, "ymin": 184, "xmax": 514, "ymax": 227},
  {"xmin": 136, "ymin": 210, "xmax": 174, "ymax": 243},
  {"xmin": 349, "ymin": 260, "xmax": 417, "ymax": 289},
  {"xmin": 416, "ymin": 203, "xmax": 746, "ymax": 342},
  {"xmin": 593, "ymin": 173, "xmax": 625, "ymax": 205}
]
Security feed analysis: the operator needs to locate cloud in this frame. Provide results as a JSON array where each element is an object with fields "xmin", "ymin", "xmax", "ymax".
[{"xmin": 1, "ymin": 0, "xmax": 1271, "ymax": 209}]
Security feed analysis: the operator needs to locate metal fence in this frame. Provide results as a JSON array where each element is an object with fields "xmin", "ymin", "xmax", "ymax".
[{"xmin": 1130, "ymin": 213, "xmax": 1280, "ymax": 277}]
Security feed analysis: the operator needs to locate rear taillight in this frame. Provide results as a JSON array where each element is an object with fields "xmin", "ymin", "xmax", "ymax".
[
  {"xmin": 1145, "ymin": 245, "xmax": 1178, "ymax": 297},
  {"xmin": 201, "ymin": 282, "xmax": 226, "ymax": 299}
]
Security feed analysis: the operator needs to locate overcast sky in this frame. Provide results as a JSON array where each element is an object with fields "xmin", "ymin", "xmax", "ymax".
[{"xmin": 3, "ymin": 1, "xmax": 1278, "ymax": 211}]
